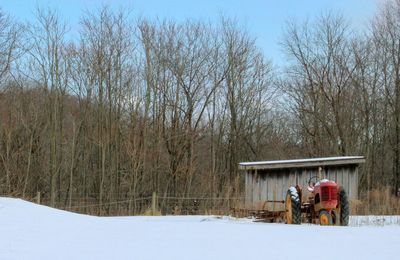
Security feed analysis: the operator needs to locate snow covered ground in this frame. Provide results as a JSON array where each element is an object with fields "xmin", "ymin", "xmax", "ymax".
[{"xmin": 1, "ymin": 197, "xmax": 399, "ymax": 260}]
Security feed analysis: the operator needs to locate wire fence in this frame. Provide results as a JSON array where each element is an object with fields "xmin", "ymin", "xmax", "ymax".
[
  {"xmin": 18, "ymin": 192, "xmax": 246, "ymax": 216},
  {"xmin": 5, "ymin": 188, "xmax": 399, "ymax": 217}
]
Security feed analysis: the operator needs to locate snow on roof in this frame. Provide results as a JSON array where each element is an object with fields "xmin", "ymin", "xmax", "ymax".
[{"xmin": 239, "ymin": 156, "xmax": 365, "ymax": 171}]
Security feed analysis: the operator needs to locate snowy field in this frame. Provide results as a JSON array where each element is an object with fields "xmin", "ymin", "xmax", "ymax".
[{"xmin": 1, "ymin": 197, "xmax": 399, "ymax": 260}]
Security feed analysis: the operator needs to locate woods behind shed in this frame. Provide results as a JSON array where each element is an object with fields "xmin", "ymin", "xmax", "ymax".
[{"xmin": 239, "ymin": 156, "xmax": 365, "ymax": 211}]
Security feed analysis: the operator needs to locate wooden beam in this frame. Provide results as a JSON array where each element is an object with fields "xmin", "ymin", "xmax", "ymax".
[{"xmin": 239, "ymin": 157, "xmax": 365, "ymax": 171}]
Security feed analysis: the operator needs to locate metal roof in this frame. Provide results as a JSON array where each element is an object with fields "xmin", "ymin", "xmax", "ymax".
[{"xmin": 239, "ymin": 156, "xmax": 365, "ymax": 171}]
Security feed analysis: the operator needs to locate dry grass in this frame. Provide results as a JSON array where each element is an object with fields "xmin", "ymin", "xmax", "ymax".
[
  {"xmin": 142, "ymin": 207, "xmax": 162, "ymax": 216},
  {"xmin": 353, "ymin": 188, "xmax": 400, "ymax": 215}
]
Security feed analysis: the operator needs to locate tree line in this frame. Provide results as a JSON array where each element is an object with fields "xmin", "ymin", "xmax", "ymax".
[{"xmin": 0, "ymin": 1, "xmax": 399, "ymax": 214}]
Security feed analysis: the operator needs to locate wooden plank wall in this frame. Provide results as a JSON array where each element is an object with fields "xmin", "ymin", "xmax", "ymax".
[{"xmin": 245, "ymin": 166, "xmax": 359, "ymax": 210}]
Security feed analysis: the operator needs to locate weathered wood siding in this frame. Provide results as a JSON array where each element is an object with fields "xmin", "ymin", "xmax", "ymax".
[{"xmin": 245, "ymin": 166, "xmax": 359, "ymax": 210}]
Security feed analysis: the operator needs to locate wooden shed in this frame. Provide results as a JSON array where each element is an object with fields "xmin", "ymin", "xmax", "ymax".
[{"xmin": 239, "ymin": 156, "xmax": 365, "ymax": 211}]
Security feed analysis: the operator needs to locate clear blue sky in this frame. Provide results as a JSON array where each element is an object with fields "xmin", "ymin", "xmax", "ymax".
[{"xmin": 0, "ymin": 0, "xmax": 379, "ymax": 65}]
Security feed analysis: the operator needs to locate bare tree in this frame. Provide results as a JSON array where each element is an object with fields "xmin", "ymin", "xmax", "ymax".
[
  {"xmin": 24, "ymin": 7, "xmax": 69, "ymax": 206},
  {"xmin": 372, "ymin": 0, "xmax": 400, "ymax": 195},
  {"xmin": 0, "ymin": 9, "xmax": 20, "ymax": 84},
  {"xmin": 281, "ymin": 13, "xmax": 362, "ymax": 157}
]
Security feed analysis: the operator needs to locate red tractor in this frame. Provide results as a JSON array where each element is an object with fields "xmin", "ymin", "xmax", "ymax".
[{"xmin": 284, "ymin": 176, "xmax": 349, "ymax": 225}]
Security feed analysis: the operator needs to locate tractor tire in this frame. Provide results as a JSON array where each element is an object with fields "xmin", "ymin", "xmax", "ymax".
[
  {"xmin": 338, "ymin": 189, "xmax": 349, "ymax": 226},
  {"xmin": 319, "ymin": 210, "xmax": 333, "ymax": 225},
  {"xmin": 285, "ymin": 187, "xmax": 301, "ymax": 224},
  {"xmin": 331, "ymin": 209, "xmax": 340, "ymax": 226}
]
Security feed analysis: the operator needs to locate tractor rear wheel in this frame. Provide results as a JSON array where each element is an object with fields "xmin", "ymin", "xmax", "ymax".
[
  {"xmin": 319, "ymin": 210, "xmax": 333, "ymax": 225},
  {"xmin": 338, "ymin": 189, "xmax": 349, "ymax": 226},
  {"xmin": 285, "ymin": 187, "xmax": 301, "ymax": 224}
]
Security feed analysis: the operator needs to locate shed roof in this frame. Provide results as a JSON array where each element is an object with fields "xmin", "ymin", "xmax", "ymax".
[{"xmin": 239, "ymin": 156, "xmax": 365, "ymax": 171}]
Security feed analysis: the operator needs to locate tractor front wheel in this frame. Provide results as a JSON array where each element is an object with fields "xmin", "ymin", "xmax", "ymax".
[
  {"xmin": 338, "ymin": 189, "xmax": 349, "ymax": 226},
  {"xmin": 331, "ymin": 209, "xmax": 340, "ymax": 226},
  {"xmin": 319, "ymin": 210, "xmax": 333, "ymax": 225},
  {"xmin": 285, "ymin": 187, "xmax": 301, "ymax": 224}
]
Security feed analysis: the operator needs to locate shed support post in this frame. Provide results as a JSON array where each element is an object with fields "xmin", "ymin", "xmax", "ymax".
[{"xmin": 152, "ymin": 192, "xmax": 158, "ymax": 215}]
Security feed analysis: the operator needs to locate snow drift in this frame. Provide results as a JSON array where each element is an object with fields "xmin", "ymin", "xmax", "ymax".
[{"xmin": 0, "ymin": 197, "xmax": 399, "ymax": 260}]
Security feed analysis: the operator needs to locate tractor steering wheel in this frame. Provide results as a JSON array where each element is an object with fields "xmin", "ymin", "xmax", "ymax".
[{"xmin": 307, "ymin": 176, "xmax": 318, "ymax": 191}]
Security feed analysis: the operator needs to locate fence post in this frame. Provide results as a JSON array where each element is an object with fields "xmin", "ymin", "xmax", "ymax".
[
  {"xmin": 36, "ymin": 191, "xmax": 41, "ymax": 204},
  {"xmin": 152, "ymin": 192, "xmax": 157, "ymax": 215}
]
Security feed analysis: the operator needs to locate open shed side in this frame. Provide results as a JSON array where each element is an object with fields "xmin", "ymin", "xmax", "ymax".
[{"xmin": 239, "ymin": 156, "xmax": 365, "ymax": 211}]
